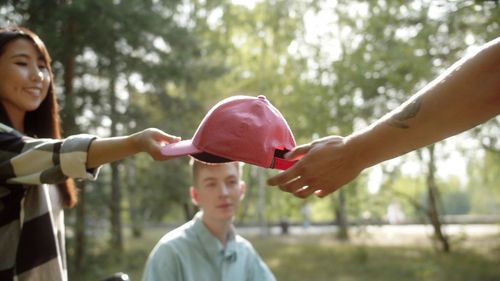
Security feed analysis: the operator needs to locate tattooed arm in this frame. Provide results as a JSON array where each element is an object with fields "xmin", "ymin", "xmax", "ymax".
[{"xmin": 268, "ymin": 36, "xmax": 500, "ymax": 198}]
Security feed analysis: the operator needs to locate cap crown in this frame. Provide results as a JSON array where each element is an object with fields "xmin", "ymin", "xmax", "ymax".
[{"xmin": 192, "ymin": 95, "xmax": 295, "ymax": 168}]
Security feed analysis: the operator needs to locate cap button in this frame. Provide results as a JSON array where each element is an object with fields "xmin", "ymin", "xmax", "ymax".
[{"xmin": 257, "ymin": 95, "xmax": 267, "ymax": 100}]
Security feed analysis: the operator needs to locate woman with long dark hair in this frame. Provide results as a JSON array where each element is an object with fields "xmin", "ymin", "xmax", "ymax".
[{"xmin": 0, "ymin": 26, "xmax": 180, "ymax": 281}]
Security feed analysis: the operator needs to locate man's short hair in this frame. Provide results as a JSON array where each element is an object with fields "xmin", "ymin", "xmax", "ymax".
[{"xmin": 190, "ymin": 158, "xmax": 242, "ymax": 188}]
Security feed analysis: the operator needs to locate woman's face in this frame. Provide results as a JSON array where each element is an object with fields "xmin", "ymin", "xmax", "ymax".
[{"xmin": 0, "ymin": 38, "xmax": 50, "ymax": 121}]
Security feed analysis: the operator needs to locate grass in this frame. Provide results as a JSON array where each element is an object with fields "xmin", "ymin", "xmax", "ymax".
[
  {"xmin": 252, "ymin": 234, "xmax": 500, "ymax": 281},
  {"xmin": 69, "ymin": 227, "xmax": 500, "ymax": 281}
]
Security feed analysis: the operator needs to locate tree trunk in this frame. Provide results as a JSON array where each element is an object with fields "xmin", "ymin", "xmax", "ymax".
[
  {"xmin": 335, "ymin": 189, "xmax": 349, "ymax": 240},
  {"xmin": 237, "ymin": 169, "xmax": 253, "ymax": 224},
  {"xmin": 110, "ymin": 162, "xmax": 123, "ymax": 252},
  {"xmin": 126, "ymin": 157, "xmax": 143, "ymax": 238},
  {"xmin": 59, "ymin": 18, "xmax": 88, "ymax": 278},
  {"xmin": 109, "ymin": 77, "xmax": 123, "ymax": 253},
  {"xmin": 256, "ymin": 166, "xmax": 268, "ymax": 236},
  {"xmin": 73, "ymin": 181, "xmax": 86, "ymax": 281},
  {"xmin": 426, "ymin": 145, "xmax": 450, "ymax": 253}
]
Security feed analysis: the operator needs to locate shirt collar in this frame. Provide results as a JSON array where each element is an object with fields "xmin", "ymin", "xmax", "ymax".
[{"xmin": 193, "ymin": 212, "xmax": 238, "ymax": 262}]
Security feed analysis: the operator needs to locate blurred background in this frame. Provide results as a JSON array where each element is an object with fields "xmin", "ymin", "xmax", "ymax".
[{"xmin": 1, "ymin": 0, "xmax": 499, "ymax": 280}]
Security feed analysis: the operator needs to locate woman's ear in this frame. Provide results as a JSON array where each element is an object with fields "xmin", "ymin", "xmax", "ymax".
[{"xmin": 190, "ymin": 187, "xmax": 199, "ymax": 206}]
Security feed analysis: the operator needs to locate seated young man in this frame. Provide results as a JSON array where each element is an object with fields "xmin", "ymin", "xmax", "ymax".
[{"xmin": 142, "ymin": 160, "xmax": 276, "ymax": 281}]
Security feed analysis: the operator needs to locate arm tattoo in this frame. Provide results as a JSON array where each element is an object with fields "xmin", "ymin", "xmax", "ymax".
[{"xmin": 386, "ymin": 96, "xmax": 423, "ymax": 129}]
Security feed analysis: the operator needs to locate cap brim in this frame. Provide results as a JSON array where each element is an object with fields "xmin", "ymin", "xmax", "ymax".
[{"xmin": 160, "ymin": 139, "xmax": 203, "ymax": 157}]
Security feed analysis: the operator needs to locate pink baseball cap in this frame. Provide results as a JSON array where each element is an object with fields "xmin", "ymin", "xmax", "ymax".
[{"xmin": 161, "ymin": 95, "xmax": 296, "ymax": 170}]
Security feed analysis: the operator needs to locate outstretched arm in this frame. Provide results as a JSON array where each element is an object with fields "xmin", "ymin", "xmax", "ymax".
[
  {"xmin": 268, "ymin": 36, "xmax": 500, "ymax": 198},
  {"xmin": 86, "ymin": 128, "xmax": 180, "ymax": 169}
]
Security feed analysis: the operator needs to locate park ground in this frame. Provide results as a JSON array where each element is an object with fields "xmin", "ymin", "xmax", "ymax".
[{"xmin": 84, "ymin": 224, "xmax": 500, "ymax": 281}]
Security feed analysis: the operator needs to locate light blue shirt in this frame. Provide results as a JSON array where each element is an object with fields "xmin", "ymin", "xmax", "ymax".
[{"xmin": 142, "ymin": 212, "xmax": 276, "ymax": 281}]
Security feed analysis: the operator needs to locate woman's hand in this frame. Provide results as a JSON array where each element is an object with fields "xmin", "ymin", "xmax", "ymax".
[{"xmin": 130, "ymin": 128, "xmax": 181, "ymax": 161}]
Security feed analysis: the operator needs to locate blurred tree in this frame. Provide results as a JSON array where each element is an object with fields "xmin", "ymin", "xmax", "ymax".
[
  {"xmin": 287, "ymin": 0, "xmax": 500, "ymax": 243},
  {"xmin": 420, "ymin": 145, "xmax": 450, "ymax": 252},
  {"xmin": 466, "ymin": 150, "xmax": 500, "ymax": 215},
  {"xmin": 442, "ymin": 191, "xmax": 470, "ymax": 215},
  {"xmin": 295, "ymin": 0, "xmax": 443, "ymax": 240},
  {"xmin": 2, "ymin": 0, "xmax": 500, "ymax": 276},
  {"xmin": 183, "ymin": 0, "xmax": 313, "ymax": 227},
  {"xmin": 1, "ymin": 0, "xmax": 225, "ymax": 277}
]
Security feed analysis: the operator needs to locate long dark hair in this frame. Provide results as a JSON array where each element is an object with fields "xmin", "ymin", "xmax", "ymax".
[{"xmin": 0, "ymin": 26, "xmax": 77, "ymax": 209}]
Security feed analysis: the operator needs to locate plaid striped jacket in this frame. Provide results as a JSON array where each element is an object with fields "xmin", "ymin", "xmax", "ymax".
[{"xmin": 0, "ymin": 122, "xmax": 99, "ymax": 281}]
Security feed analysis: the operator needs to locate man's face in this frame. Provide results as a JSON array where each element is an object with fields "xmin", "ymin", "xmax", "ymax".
[{"xmin": 192, "ymin": 163, "xmax": 244, "ymax": 223}]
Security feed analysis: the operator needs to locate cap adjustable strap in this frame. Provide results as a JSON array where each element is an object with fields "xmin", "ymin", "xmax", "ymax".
[
  {"xmin": 271, "ymin": 148, "xmax": 296, "ymax": 170},
  {"xmin": 272, "ymin": 157, "xmax": 296, "ymax": 170}
]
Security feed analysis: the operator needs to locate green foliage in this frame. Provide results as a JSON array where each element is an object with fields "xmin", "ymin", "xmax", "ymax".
[
  {"xmin": 2, "ymin": 0, "xmax": 500, "ymax": 276},
  {"xmin": 442, "ymin": 191, "xmax": 471, "ymax": 215},
  {"xmin": 466, "ymin": 150, "xmax": 500, "ymax": 214}
]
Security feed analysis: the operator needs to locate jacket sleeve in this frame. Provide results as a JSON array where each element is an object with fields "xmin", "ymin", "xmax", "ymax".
[{"xmin": 0, "ymin": 125, "xmax": 100, "ymax": 186}]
